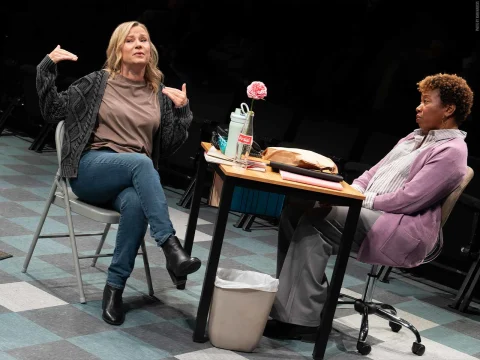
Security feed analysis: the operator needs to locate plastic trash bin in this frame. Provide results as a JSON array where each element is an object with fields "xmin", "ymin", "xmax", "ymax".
[{"xmin": 208, "ymin": 268, "xmax": 279, "ymax": 352}]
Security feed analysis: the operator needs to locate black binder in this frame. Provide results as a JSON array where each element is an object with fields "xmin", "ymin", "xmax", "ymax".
[{"xmin": 269, "ymin": 161, "xmax": 344, "ymax": 182}]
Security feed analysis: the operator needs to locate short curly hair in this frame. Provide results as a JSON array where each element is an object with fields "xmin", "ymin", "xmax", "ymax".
[{"xmin": 417, "ymin": 73, "xmax": 474, "ymax": 126}]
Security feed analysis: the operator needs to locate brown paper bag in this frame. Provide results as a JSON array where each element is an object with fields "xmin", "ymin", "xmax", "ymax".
[
  {"xmin": 261, "ymin": 147, "xmax": 338, "ymax": 173},
  {"xmin": 208, "ymin": 172, "xmax": 223, "ymax": 207}
]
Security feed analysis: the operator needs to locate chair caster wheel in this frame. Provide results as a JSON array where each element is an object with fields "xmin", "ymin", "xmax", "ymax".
[
  {"xmin": 389, "ymin": 321, "xmax": 402, "ymax": 332},
  {"xmin": 357, "ymin": 341, "xmax": 371, "ymax": 355},
  {"xmin": 412, "ymin": 342, "xmax": 425, "ymax": 356}
]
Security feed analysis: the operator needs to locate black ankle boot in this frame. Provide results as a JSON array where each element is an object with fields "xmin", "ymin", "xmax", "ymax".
[
  {"xmin": 102, "ymin": 284, "xmax": 125, "ymax": 326},
  {"xmin": 161, "ymin": 235, "xmax": 201, "ymax": 284}
]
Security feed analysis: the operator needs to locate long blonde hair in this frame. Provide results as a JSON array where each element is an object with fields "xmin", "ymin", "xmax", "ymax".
[{"xmin": 103, "ymin": 21, "xmax": 164, "ymax": 93}]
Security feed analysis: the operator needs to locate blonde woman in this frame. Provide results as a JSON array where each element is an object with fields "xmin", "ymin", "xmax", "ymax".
[{"xmin": 36, "ymin": 21, "xmax": 201, "ymax": 326}]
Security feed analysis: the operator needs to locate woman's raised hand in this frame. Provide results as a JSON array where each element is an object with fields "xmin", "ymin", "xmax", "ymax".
[
  {"xmin": 48, "ymin": 45, "xmax": 78, "ymax": 64},
  {"xmin": 162, "ymin": 83, "xmax": 188, "ymax": 108}
]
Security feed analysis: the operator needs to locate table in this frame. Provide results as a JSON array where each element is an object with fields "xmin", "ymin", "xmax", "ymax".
[{"xmin": 183, "ymin": 143, "xmax": 365, "ymax": 360}]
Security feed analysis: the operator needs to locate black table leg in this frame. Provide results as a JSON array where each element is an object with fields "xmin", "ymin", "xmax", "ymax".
[
  {"xmin": 29, "ymin": 123, "xmax": 53, "ymax": 152},
  {"xmin": 459, "ymin": 256, "xmax": 480, "ymax": 312},
  {"xmin": 313, "ymin": 201, "xmax": 362, "ymax": 359},
  {"xmin": 379, "ymin": 266, "xmax": 393, "ymax": 283},
  {"xmin": 193, "ymin": 176, "xmax": 235, "ymax": 343},
  {"xmin": 179, "ymin": 155, "xmax": 208, "ymax": 291},
  {"xmin": 242, "ymin": 214, "xmax": 256, "ymax": 232},
  {"xmin": 184, "ymin": 155, "xmax": 208, "ymax": 255},
  {"xmin": 450, "ymin": 258, "xmax": 479, "ymax": 310},
  {"xmin": 0, "ymin": 96, "xmax": 23, "ymax": 136},
  {"xmin": 449, "ymin": 211, "xmax": 480, "ymax": 311},
  {"xmin": 233, "ymin": 213, "xmax": 248, "ymax": 228},
  {"xmin": 178, "ymin": 177, "xmax": 196, "ymax": 208}
]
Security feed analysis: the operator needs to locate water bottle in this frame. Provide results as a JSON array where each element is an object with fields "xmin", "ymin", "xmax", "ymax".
[
  {"xmin": 224, "ymin": 108, "xmax": 247, "ymax": 158},
  {"xmin": 234, "ymin": 110, "xmax": 254, "ymax": 169}
]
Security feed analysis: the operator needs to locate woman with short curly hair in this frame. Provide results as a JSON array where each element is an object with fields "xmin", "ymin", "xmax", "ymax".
[
  {"xmin": 265, "ymin": 73, "xmax": 474, "ymax": 341},
  {"xmin": 417, "ymin": 73, "xmax": 474, "ymax": 127}
]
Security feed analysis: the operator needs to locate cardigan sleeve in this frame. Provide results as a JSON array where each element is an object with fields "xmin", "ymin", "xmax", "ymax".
[
  {"xmin": 157, "ymin": 85, "xmax": 193, "ymax": 158},
  {"xmin": 372, "ymin": 144, "xmax": 467, "ymax": 214},
  {"xmin": 36, "ymin": 55, "xmax": 69, "ymax": 124}
]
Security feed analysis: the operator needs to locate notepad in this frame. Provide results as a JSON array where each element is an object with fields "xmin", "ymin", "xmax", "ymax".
[
  {"xmin": 205, "ymin": 147, "xmax": 267, "ymax": 172},
  {"xmin": 279, "ymin": 170, "xmax": 344, "ymax": 191}
]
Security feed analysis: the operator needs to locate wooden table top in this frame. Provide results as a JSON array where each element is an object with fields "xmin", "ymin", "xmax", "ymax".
[{"xmin": 201, "ymin": 142, "xmax": 365, "ymax": 201}]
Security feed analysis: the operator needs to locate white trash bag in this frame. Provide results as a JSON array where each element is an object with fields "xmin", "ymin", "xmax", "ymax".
[
  {"xmin": 214, "ymin": 268, "xmax": 279, "ymax": 292},
  {"xmin": 208, "ymin": 268, "xmax": 279, "ymax": 353}
]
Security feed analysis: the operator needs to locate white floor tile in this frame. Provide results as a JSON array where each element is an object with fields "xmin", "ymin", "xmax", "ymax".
[
  {"xmin": 175, "ymin": 347, "xmax": 248, "ymax": 360},
  {"xmin": 170, "ymin": 206, "xmax": 213, "ymax": 242},
  {"xmin": 169, "ymin": 207, "xmax": 211, "ymax": 226},
  {"xmin": 338, "ymin": 288, "xmax": 363, "ymax": 304},
  {"xmin": 176, "ymin": 226, "xmax": 212, "ymax": 242},
  {"xmin": 0, "ymin": 281, "xmax": 68, "ymax": 312},
  {"xmin": 366, "ymin": 336, "xmax": 478, "ymax": 360}
]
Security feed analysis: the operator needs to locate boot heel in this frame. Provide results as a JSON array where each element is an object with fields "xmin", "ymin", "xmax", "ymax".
[{"xmin": 167, "ymin": 268, "xmax": 186, "ymax": 286}]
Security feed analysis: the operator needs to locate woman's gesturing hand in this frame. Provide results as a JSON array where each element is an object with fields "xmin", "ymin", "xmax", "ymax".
[
  {"xmin": 48, "ymin": 45, "xmax": 78, "ymax": 64},
  {"xmin": 162, "ymin": 83, "xmax": 188, "ymax": 108}
]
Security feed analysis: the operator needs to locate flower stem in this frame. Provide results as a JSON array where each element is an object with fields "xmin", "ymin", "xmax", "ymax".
[{"xmin": 250, "ymin": 99, "xmax": 254, "ymax": 113}]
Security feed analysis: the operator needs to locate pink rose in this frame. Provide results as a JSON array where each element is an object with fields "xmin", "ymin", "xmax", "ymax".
[{"xmin": 247, "ymin": 81, "xmax": 267, "ymax": 100}]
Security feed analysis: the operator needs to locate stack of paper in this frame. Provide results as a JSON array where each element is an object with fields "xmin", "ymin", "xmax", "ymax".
[
  {"xmin": 279, "ymin": 170, "xmax": 343, "ymax": 190},
  {"xmin": 204, "ymin": 146, "xmax": 267, "ymax": 172}
]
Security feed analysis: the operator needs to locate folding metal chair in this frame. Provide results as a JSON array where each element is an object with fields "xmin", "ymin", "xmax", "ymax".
[{"xmin": 22, "ymin": 120, "xmax": 154, "ymax": 303}]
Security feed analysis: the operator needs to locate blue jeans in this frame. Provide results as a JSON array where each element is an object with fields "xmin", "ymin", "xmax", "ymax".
[{"xmin": 69, "ymin": 149, "xmax": 176, "ymax": 289}]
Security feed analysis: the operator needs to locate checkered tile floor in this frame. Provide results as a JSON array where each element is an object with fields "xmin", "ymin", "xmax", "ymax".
[{"xmin": 1, "ymin": 133, "xmax": 480, "ymax": 359}]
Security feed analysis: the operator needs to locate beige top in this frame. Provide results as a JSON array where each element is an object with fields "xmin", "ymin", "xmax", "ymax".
[{"xmin": 90, "ymin": 74, "xmax": 160, "ymax": 157}]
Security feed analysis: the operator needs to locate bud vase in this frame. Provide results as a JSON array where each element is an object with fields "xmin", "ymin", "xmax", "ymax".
[{"xmin": 234, "ymin": 110, "xmax": 254, "ymax": 169}]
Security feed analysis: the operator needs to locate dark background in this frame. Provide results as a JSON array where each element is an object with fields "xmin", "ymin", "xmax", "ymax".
[{"xmin": 1, "ymin": 0, "xmax": 480, "ymax": 300}]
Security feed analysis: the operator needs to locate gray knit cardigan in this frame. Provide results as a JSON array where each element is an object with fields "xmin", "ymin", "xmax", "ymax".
[{"xmin": 36, "ymin": 55, "xmax": 193, "ymax": 178}]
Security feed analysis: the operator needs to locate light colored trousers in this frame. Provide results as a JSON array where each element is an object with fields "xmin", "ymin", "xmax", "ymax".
[{"xmin": 270, "ymin": 200, "xmax": 382, "ymax": 327}]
